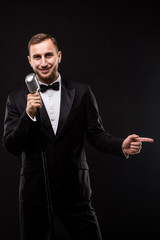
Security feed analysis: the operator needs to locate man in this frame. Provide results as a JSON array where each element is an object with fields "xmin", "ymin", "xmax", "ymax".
[{"xmin": 2, "ymin": 33, "xmax": 153, "ymax": 240}]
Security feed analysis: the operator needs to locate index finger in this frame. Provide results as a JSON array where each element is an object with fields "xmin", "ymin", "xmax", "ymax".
[{"xmin": 139, "ymin": 137, "xmax": 154, "ymax": 142}]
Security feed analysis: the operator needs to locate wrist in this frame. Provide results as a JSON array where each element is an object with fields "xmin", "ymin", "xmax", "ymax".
[
  {"xmin": 122, "ymin": 146, "xmax": 129, "ymax": 159},
  {"xmin": 26, "ymin": 108, "xmax": 36, "ymax": 119}
]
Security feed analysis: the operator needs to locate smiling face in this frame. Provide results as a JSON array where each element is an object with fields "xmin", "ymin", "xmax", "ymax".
[{"xmin": 28, "ymin": 38, "xmax": 62, "ymax": 84}]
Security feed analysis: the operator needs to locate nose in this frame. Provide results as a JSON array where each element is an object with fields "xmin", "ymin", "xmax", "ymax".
[{"xmin": 41, "ymin": 57, "xmax": 48, "ymax": 68}]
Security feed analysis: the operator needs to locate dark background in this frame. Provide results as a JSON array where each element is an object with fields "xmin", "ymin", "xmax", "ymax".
[{"xmin": 0, "ymin": 1, "xmax": 159, "ymax": 239}]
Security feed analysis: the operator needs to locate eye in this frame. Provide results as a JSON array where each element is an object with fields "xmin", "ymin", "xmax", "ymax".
[
  {"xmin": 33, "ymin": 55, "xmax": 41, "ymax": 60},
  {"xmin": 45, "ymin": 52, "xmax": 53, "ymax": 58}
]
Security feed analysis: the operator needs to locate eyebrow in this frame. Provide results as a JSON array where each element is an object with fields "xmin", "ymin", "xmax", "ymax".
[{"xmin": 32, "ymin": 52, "xmax": 54, "ymax": 58}]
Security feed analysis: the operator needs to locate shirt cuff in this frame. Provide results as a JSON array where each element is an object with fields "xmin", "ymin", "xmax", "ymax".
[{"xmin": 26, "ymin": 111, "xmax": 37, "ymax": 122}]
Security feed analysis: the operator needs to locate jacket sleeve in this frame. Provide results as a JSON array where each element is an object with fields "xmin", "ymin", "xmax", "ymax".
[
  {"xmin": 2, "ymin": 92, "xmax": 40, "ymax": 156},
  {"xmin": 85, "ymin": 86, "xmax": 125, "ymax": 158}
]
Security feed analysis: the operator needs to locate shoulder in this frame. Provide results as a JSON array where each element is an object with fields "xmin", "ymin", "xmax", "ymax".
[
  {"xmin": 62, "ymin": 77, "xmax": 91, "ymax": 93},
  {"xmin": 61, "ymin": 78, "xmax": 97, "ymax": 106},
  {"xmin": 6, "ymin": 86, "xmax": 28, "ymax": 109},
  {"xmin": 7, "ymin": 86, "xmax": 28, "ymax": 100}
]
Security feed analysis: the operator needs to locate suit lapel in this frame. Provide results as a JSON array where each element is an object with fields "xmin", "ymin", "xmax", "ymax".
[
  {"xmin": 39, "ymin": 100, "xmax": 55, "ymax": 140},
  {"xmin": 56, "ymin": 84, "xmax": 75, "ymax": 138}
]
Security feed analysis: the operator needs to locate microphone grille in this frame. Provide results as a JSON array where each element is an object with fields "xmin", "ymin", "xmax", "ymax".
[{"xmin": 25, "ymin": 73, "xmax": 40, "ymax": 93}]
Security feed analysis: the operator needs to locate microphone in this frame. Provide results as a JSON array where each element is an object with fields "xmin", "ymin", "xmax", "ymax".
[{"xmin": 25, "ymin": 73, "xmax": 40, "ymax": 93}]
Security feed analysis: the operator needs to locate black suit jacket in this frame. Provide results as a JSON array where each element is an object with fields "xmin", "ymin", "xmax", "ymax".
[{"xmin": 3, "ymin": 78, "xmax": 124, "ymax": 205}]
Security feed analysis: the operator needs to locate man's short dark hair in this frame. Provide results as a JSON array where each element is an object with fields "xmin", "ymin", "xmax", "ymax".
[{"xmin": 28, "ymin": 33, "xmax": 59, "ymax": 54}]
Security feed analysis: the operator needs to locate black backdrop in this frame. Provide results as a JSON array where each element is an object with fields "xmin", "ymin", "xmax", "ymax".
[{"xmin": 0, "ymin": 2, "xmax": 159, "ymax": 239}]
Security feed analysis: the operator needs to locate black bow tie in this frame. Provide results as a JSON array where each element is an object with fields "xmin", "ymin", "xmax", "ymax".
[{"xmin": 40, "ymin": 82, "xmax": 59, "ymax": 92}]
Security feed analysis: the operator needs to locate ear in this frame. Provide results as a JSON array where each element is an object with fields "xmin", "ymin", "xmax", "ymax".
[
  {"xmin": 27, "ymin": 55, "xmax": 32, "ymax": 67},
  {"xmin": 58, "ymin": 51, "xmax": 62, "ymax": 63}
]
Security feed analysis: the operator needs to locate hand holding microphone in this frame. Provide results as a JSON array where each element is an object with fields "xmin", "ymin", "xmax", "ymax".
[{"xmin": 25, "ymin": 73, "xmax": 42, "ymax": 119}]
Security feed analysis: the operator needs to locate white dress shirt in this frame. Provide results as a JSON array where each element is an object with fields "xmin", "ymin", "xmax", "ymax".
[{"xmin": 39, "ymin": 74, "xmax": 61, "ymax": 134}]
